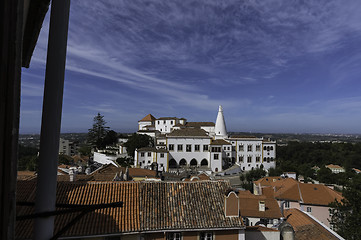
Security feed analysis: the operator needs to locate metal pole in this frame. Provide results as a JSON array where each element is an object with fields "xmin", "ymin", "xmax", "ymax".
[{"xmin": 34, "ymin": 0, "xmax": 70, "ymax": 239}]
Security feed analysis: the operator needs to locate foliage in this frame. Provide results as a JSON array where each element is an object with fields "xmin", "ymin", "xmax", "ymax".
[
  {"xmin": 102, "ymin": 130, "xmax": 119, "ymax": 147},
  {"xmin": 274, "ymin": 141, "xmax": 361, "ymax": 184},
  {"xmin": 18, "ymin": 145, "xmax": 39, "ymax": 171},
  {"xmin": 58, "ymin": 154, "xmax": 74, "ymax": 165},
  {"xmin": 124, "ymin": 133, "xmax": 154, "ymax": 158},
  {"xmin": 329, "ymin": 175, "xmax": 361, "ymax": 239},
  {"xmin": 116, "ymin": 157, "xmax": 134, "ymax": 167},
  {"xmin": 240, "ymin": 168, "xmax": 266, "ymax": 192},
  {"xmin": 87, "ymin": 113, "xmax": 109, "ymax": 149},
  {"xmin": 245, "ymin": 168, "xmax": 266, "ymax": 182},
  {"xmin": 78, "ymin": 144, "xmax": 92, "ymax": 157}
]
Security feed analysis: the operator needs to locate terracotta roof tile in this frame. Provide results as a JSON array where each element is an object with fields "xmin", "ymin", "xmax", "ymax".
[
  {"xmin": 210, "ymin": 139, "xmax": 232, "ymax": 145},
  {"xmin": 16, "ymin": 180, "xmax": 244, "ymax": 239},
  {"xmin": 167, "ymin": 128, "xmax": 210, "ymax": 137},
  {"xmin": 285, "ymin": 209, "xmax": 340, "ymax": 240},
  {"xmin": 238, "ymin": 191, "xmax": 282, "ymax": 219},
  {"xmin": 139, "ymin": 114, "xmax": 156, "ymax": 122}
]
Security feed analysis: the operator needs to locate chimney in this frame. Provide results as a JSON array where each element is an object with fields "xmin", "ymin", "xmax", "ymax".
[
  {"xmin": 259, "ymin": 201, "xmax": 265, "ymax": 212},
  {"xmin": 69, "ymin": 169, "xmax": 76, "ymax": 182},
  {"xmin": 225, "ymin": 190, "xmax": 239, "ymax": 217}
]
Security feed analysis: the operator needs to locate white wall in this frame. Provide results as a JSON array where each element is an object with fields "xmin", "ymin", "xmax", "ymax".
[
  {"xmin": 93, "ymin": 152, "xmax": 118, "ymax": 166},
  {"xmin": 155, "ymin": 118, "xmax": 177, "ymax": 133},
  {"xmin": 167, "ymin": 137, "xmax": 211, "ymax": 167}
]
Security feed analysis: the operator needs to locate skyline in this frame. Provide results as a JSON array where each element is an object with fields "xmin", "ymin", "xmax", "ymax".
[{"xmin": 21, "ymin": 0, "xmax": 361, "ymax": 134}]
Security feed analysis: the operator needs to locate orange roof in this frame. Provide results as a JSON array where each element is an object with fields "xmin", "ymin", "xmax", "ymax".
[
  {"xmin": 298, "ymin": 183, "xmax": 343, "ymax": 205},
  {"xmin": 325, "ymin": 164, "xmax": 343, "ymax": 169},
  {"xmin": 275, "ymin": 182, "xmax": 343, "ymax": 206},
  {"xmin": 210, "ymin": 139, "xmax": 232, "ymax": 145},
  {"xmin": 16, "ymin": 181, "xmax": 140, "ymax": 239},
  {"xmin": 16, "ymin": 180, "xmax": 244, "ymax": 239},
  {"xmin": 238, "ymin": 191, "xmax": 282, "ymax": 219},
  {"xmin": 254, "ymin": 176, "xmax": 284, "ymax": 186},
  {"xmin": 139, "ymin": 114, "xmax": 156, "ymax": 122},
  {"xmin": 285, "ymin": 208, "xmax": 340, "ymax": 240}
]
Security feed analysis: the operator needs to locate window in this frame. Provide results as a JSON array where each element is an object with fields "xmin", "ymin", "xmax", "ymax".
[
  {"xmin": 171, "ymin": 121, "xmax": 173, "ymax": 124},
  {"xmin": 256, "ymin": 145, "xmax": 261, "ymax": 151},
  {"xmin": 147, "ymin": 152, "xmax": 151, "ymax": 157},
  {"xmin": 164, "ymin": 120, "xmax": 166, "ymax": 124},
  {"xmin": 239, "ymin": 156, "xmax": 244, "ymax": 162},
  {"xmin": 227, "ymin": 147, "xmax": 230, "ymax": 150},
  {"xmin": 256, "ymin": 156, "xmax": 260, "ymax": 162},
  {"xmin": 247, "ymin": 156, "xmax": 252, "ymax": 163},
  {"xmin": 177, "ymin": 144, "xmax": 183, "ymax": 151},
  {"xmin": 306, "ymin": 207, "xmax": 312, "ymax": 212},
  {"xmin": 200, "ymin": 232, "xmax": 213, "ymax": 240},
  {"xmin": 158, "ymin": 121, "xmax": 160, "ymax": 124},
  {"xmin": 139, "ymin": 162, "xmax": 142, "ymax": 167},
  {"xmin": 169, "ymin": 144, "xmax": 174, "ymax": 151},
  {"xmin": 186, "ymin": 144, "xmax": 192, "ymax": 152},
  {"xmin": 239, "ymin": 145, "xmax": 244, "ymax": 151},
  {"xmin": 211, "ymin": 147, "xmax": 221, "ymax": 152},
  {"xmin": 214, "ymin": 154, "xmax": 219, "ymax": 160},
  {"xmin": 285, "ymin": 201, "xmax": 290, "ymax": 209},
  {"xmin": 203, "ymin": 145, "xmax": 209, "ymax": 151},
  {"xmin": 232, "ymin": 146, "xmax": 235, "ymax": 151},
  {"xmin": 166, "ymin": 232, "xmax": 181, "ymax": 240},
  {"xmin": 148, "ymin": 161, "xmax": 150, "ymax": 164},
  {"xmin": 160, "ymin": 153, "xmax": 164, "ymax": 158},
  {"xmin": 247, "ymin": 145, "xmax": 252, "ymax": 152},
  {"xmin": 223, "ymin": 146, "xmax": 227, "ymax": 150},
  {"xmin": 227, "ymin": 153, "xmax": 230, "ymax": 156},
  {"xmin": 195, "ymin": 144, "xmax": 200, "ymax": 151},
  {"xmin": 140, "ymin": 152, "xmax": 144, "ymax": 157}
]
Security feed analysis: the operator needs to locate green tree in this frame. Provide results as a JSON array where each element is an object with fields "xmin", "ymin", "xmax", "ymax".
[
  {"xmin": 58, "ymin": 154, "xmax": 74, "ymax": 165},
  {"xmin": 124, "ymin": 133, "xmax": 154, "ymax": 158},
  {"xmin": 88, "ymin": 113, "xmax": 109, "ymax": 149},
  {"xmin": 78, "ymin": 144, "xmax": 92, "ymax": 157},
  {"xmin": 116, "ymin": 157, "xmax": 134, "ymax": 167},
  {"xmin": 102, "ymin": 130, "xmax": 119, "ymax": 147},
  {"xmin": 329, "ymin": 175, "xmax": 361, "ymax": 239}
]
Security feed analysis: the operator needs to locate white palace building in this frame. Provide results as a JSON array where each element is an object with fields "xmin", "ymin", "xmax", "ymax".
[{"xmin": 134, "ymin": 106, "xmax": 276, "ymax": 173}]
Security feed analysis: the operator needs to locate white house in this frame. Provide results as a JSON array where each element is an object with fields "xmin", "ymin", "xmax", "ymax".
[{"xmin": 135, "ymin": 106, "xmax": 276, "ymax": 173}]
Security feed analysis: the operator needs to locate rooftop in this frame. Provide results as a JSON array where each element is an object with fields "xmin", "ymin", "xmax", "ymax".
[
  {"xmin": 16, "ymin": 180, "xmax": 244, "ymax": 239},
  {"xmin": 167, "ymin": 128, "xmax": 210, "ymax": 137},
  {"xmin": 285, "ymin": 208, "xmax": 342, "ymax": 240},
  {"xmin": 139, "ymin": 114, "xmax": 156, "ymax": 122}
]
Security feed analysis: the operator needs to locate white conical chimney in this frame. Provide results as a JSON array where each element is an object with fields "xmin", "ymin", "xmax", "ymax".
[{"xmin": 214, "ymin": 105, "xmax": 228, "ymax": 139}]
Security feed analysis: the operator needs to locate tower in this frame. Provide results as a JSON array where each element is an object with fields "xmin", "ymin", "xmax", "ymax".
[{"xmin": 214, "ymin": 105, "xmax": 228, "ymax": 139}]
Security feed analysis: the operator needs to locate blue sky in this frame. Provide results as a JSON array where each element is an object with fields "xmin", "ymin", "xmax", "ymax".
[{"xmin": 21, "ymin": 0, "xmax": 361, "ymax": 134}]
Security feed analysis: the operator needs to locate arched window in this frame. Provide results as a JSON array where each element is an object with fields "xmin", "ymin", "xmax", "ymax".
[
  {"xmin": 201, "ymin": 159, "xmax": 208, "ymax": 166},
  {"xmin": 215, "ymin": 168, "xmax": 218, "ymax": 172},
  {"xmin": 169, "ymin": 159, "xmax": 177, "ymax": 168},
  {"xmin": 190, "ymin": 158, "xmax": 197, "ymax": 166},
  {"xmin": 179, "ymin": 158, "xmax": 187, "ymax": 166}
]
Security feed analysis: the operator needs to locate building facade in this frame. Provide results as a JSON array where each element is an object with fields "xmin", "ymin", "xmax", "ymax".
[{"xmin": 135, "ymin": 106, "xmax": 276, "ymax": 173}]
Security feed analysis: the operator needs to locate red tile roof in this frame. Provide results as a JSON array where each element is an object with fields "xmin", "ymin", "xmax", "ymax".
[
  {"xmin": 139, "ymin": 114, "xmax": 156, "ymax": 122},
  {"xmin": 255, "ymin": 177, "xmax": 342, "ymax": 206},
  {"xmin": 210, "ymin": 139, "xmax": 232, "ymax": 145},
  {"xmin": 285, "ymin": 208, "xmax": 340, "ymax": 240},
  {"xmin": 167, "ymin": 128, "xmax": 210, "ymax": 137},
  {"xmin": 16, "ymin": 180, "xmax": 244, "ymax": 239},
  {"xmin": 238, "ymin": 191, "xmax": 282, "ymax": 219}
]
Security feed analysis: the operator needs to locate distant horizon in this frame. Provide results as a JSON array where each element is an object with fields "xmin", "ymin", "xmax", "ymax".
[{"xmin": 21, "ymin": 1, "xmax": 361, "ymax": 135}]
